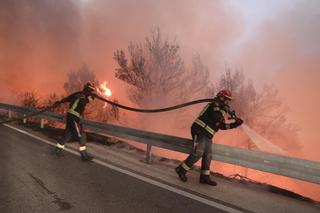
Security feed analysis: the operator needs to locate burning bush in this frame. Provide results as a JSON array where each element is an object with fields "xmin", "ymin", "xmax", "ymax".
[
  {"xmin": 17, "ymin": 91, "xmax": 41, "ymax": 123},
  {"xmin": 18, "ymin": 91, "xmax": 40, "ymax": 109}
]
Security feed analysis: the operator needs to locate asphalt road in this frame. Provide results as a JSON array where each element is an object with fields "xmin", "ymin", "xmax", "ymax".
[{"xmin": 0, "ymin": 125, "xmax": 229, "ymax": 213}]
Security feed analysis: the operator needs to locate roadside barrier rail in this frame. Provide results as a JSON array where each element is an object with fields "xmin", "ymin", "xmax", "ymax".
[{"xmin": 1, "ymin": 102, "xmax": 319, "ymax": 184}]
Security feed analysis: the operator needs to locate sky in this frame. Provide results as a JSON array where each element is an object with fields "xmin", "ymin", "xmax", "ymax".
[{"xmin": 0, "ymin": 0, "xmax": 319, "ymax": 156}]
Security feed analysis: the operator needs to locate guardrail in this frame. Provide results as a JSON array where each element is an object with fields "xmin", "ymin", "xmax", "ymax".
[{"xmin": 1, "ymin": 102, "xmax": 320, "ymax": 184}]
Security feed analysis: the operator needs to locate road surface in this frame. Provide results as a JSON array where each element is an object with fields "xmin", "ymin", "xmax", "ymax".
[{"xmin": 0, "ymin": 124, "xmax": 243, "ymax": 213}]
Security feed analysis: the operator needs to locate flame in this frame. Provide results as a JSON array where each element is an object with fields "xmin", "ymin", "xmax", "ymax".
[
  {"xmin": 99, "ymin": 81, "xmax": 112, "ymax": 97},
  {"xmin": 97, "ymin": 81, "xmax": 112, "ymax": 108}
]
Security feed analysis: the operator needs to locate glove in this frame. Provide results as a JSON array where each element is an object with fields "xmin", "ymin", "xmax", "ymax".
[
  {"xmin": 227, "ymin": 110, "xmax": 236, "ymax": 120},
  {"xmin": 229, "ymin": 110, "xmax": 236, "ymax": 118},
  {"xmin": 223, "ymin": 105, "xmax": 236, "ymax": 119},
  {"xmin": 234, "ymin": 118, "xmax": 243, "ymax": 127}
]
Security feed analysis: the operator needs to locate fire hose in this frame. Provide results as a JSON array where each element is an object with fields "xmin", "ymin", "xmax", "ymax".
[
  {"xmin": 0, "ymin": 93, "xmax": 239, "ymax": 124},
  {"xmin": 94, "ymin": 95, "xmax": 216, "ymax": 113},
  {"xmin": 95, "ymin": 95, "xmax": 238, "ymax": 119}
]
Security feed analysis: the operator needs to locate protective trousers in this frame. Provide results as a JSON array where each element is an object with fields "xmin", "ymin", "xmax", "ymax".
[
  {"xmin": 58, "ymin": 114, "xmax": 87, "ymax": 147},
  {"xmin": 183, "ymin": 132, "xmax": 213, "ymax": 175}
]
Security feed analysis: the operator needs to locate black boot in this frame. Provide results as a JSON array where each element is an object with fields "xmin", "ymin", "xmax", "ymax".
[
  {"xmin": 199, "ymin": 175, "xmax": 217, "ymax": 186},
  {"xmin": 80, "ymin": 150, "xmax": 93, "ymax": 161},
  {"xmin": 55, "ymin": 147, "xmax": 64, "ymax": 157},
  {"xmin": 175, "ymin": 165, "xmax": 188, "ymax": 182}
]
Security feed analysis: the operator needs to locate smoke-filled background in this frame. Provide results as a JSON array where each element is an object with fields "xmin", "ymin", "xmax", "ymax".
[{"xmin": 1, "ymin": 0, "xmax": 319, "ymax": 200}]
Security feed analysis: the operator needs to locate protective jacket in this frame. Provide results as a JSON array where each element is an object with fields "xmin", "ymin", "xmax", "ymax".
[
  {"xmin": 176, "ymin": 95, "xmax": 243, "ymax": 185},
  {"xmin": 191, "ymin": 100, "xmax": 237, "ymax": 139},
  {"xmin": 60, "ymin": 92, "xmax": 95, "ymax": 119}
]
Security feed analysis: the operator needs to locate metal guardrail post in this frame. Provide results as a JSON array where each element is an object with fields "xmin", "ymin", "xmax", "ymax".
[
  {"xmin": 146, "ymin": 144, "xmax": 152, "ymax": 164},
  {"xmin": 23, "ymin": 114, "xmax": 27, "ymax": 124},
  {"xmin": 40, "ymin": 119, "xmax": 44, "ymax": 129},
  {"xmin": 8, "ymin": 110, "xmax": 12, "ymax": 118}
]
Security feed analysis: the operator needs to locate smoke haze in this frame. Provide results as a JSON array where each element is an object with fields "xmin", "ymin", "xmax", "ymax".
[
  {"xmin": 229, "ymin": 0, "xmax": 320, "ymax": 161},
  {"xmin": 0, "ymin": 0, "xmax": 319, "ymax": 200},
  {"xmin": 0, "ymin": 0, "xmax": 240, "ymax": 101}
]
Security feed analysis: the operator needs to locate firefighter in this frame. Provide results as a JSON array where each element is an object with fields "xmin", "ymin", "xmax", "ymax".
[
  {"xmin": 175, "ymin": 89, "xmax": 243, "ymax": 186},
  {"xmin": 54, "ymin": 82, "xmax": 97, "ymax": 161}
]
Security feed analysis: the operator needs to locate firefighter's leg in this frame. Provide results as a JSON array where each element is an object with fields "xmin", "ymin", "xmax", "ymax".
[
  {"xmin": 175, "ymin": 134, "xmax": 205, "ymax": 182},
  {"xmin": 184, "ymin": 134, "xmax": 206, "ymax": 167},
  {"xmin": 75, "ymin": 123, "xmax": 93, "ymax": 161},
  {"xmin": 199, "ymin": 138, "xmax": 217, "ymax": 186},
  {"xmin": 55, "ymin": 122, "xmax": 72, "ymax": 157}
]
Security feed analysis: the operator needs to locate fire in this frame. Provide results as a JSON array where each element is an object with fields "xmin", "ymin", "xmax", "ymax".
[
  {"xmin": 99, "ymin": 81, "xmax": 112, "ymax": 97},
  {"xmin": 97, "ymin": 81, "xmax": 112, "ymax": 108}
]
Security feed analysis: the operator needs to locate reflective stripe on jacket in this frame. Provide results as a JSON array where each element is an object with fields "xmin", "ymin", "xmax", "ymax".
[
  {"xmin": 59, "ymin": 92, "xmax": 95, "ymax": 118},
  {"xmin": 192, "ymin": 102, "xmax": 229, "ymax": 138}
]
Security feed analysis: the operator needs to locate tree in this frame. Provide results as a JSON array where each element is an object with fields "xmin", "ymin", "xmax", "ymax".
[
  {"xmin": 174, "ymin": 53, "xmax": 215, "ymax": 129},
  {"xmin": 114, "ymin": 28, "xmax": 212, "ymax": 131},
  {"xmin": 171, "ymin": 53, "xmax": 213, "ymax": 101},
  {"xmin": 114, "ymin": 28, "xmax": 183, "ymax": 107}
]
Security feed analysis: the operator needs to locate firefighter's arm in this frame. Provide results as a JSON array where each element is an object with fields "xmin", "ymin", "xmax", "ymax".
[
  {"xmin": 215, "ymin": 111, "xmax": 230, "ymax": 130},
  {"xmin": 219, "ymin": 118, "xmax": 231, "ymax": 130},
  {"xmin": 229, "ymin": 118, "xmax": 243, "ymax": 129},
  {"xmin": 219, "ymin": 114, "xmax": 243, "ymax": 129},
  {"xmin": 54, "ymin": 92, "xmax": 78, "ymax": 106},
  {"xmin": 55, "ymin": 95, "xmax": 70, "ymax": 105},
  {"xmin": 87, "ymin": 94, "xmax": 95, "ymax": 103}
]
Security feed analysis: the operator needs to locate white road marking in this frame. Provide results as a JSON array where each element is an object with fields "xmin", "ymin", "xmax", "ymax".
[{"xmin": 4, "ymin": 124, "xmax": 244, "ymax": 213}]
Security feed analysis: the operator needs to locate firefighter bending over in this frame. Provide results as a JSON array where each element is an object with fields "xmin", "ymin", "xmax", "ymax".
[
  {"xmin": 175, "ymin": 90, "xmax": 243, "ymax": 186},
  {"xmin": 54, "ymin": 82, "xmax": 96, "ymax": 161}
]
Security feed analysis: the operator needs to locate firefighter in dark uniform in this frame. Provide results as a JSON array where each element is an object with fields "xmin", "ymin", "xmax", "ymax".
[
  {"xmin": 54, "ymin": 82, "xmax": 97, "ymax": 161},
  {"xmin": 175, "ymin": 89, "xmax": 243, "ymax": 186}
]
